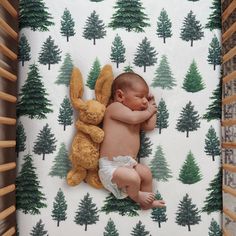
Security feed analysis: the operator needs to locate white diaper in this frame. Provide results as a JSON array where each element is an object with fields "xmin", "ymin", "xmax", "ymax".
[{"xmin": 99, "ymin": 156, "xmax": 137, "ymax": 199}]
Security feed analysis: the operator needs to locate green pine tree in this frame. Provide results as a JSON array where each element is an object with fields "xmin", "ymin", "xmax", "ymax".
[
  {"xmin": 131, "ymin": 221, "xmax": 150, "ymax": 236},
  {"xmin": 156, "ymin": 9, "xmax": 172, "ymax": 43},
  {"xmin": 176, "ymin": 101, "xmax": 201, "ymax": 137},
  {"xmin": 204, "ymin": 126, "xmax": 221, "ymax": 161},
  {"xmin": 207, "ymin": 35, "xmax": 221, "ymax": 70},
  {"xmin": 19, "ymin": 0, "xmax": 54, "ymax": 31},
  {"xmin": 182, "ymin": 60, "xmax": 205, "ymax": 92},
  {"xmin": 17, "ymin": 63, "xmax": 53, "ymax": 119},
  {"xmin": 18, "ymin": 34, "xmax": 31, "ymax": 66},
  {"xmin": 58, "ymin": 96, "xmax": 73, "ymax": 131},
  {"xmin": 49, "ymin": 143, "xmax": 71, "ymax": 179},
  {"xmin": 60, "ymin": 8, "xmax": 75, "ymax": 42},
  {"xmin": 123, "ymin": 64, "xmax": 134, "ymax": 72},
  {"xmin": 30, "ymin": 219, "xmax": 48, "ymax": 236},
  {"xmin": 16, "ymin": 121, "xmax": 26, "ymax": 158},
  {"xmin": 74, "ymin": 193, "xmax": 99, "ymax": 231},
  {"xmin": 176, "ymin": 194, "xmax": 201, "ymax": 231},
  {"xmin": 110, "ymin": 34, "xmax": 126, "ymax": 68},
  {"xmin": 202, "ymin": 169, "xmax": 222, "ymax": 214},
  {"xmin": 86, "ymin": 58, "xmax": 101, "ymax": 89},
  {"xmin": 103, "ymin": 218, "xmax": 119, "ymax": 236},
  {"xmin": 101, "ymin": 193, "xmax": 140, "ymax": 217},
  {"xmin": 156, "ymin": 98, "xmax": 169, "ymax": 134},
  {"xmin": 180, "ymin": 10, "xmax": 204, "ymax": 47},
  {"xmin": 52, "ymin": 188, "xmax": 67, "ymax": 227},
  {"xmin": 178, "ymin": 151, "xmax": 202, "ymax": 184},
  {"xmin": 151, "ymin": 55, "xmax": 176, "ymax": 89},
  {"xmin": 109, "ymin": 0, "xmax": 150, "ymax": 32},
  {"xmin": 206, "ymin": 0, "xmax": 221, "ymax": 30},
  {"xmin": 55, "ymin": 53, "xmax": 73, "ymax": 87},
  {"xmin": 151, "ymin": 192, "xmax": 167, "ymax": 228},
  {"xmin": 83, "ymin": 10, "xmax": 106, "ymax": 45},
  {"xmin": 134, "ymin": 37, "xmax": 157, "ymax": 72},
  {"xmin": 33, "ymin": 123, "xmax": 57, "ymax": 160},
  {"xmin": 16, "ymin": 154, "xmax": 47, "ymax": 214},
  {"xmin": 38, "ymin": 36, "xmax": 62, "ymax": 70},
  {"xmin": 150, "ymin": 145, "xmax": 172, "ymax": 181},
  {"xmin": 208, "ymin": 218, "xmax": 222, "ymax": 236}
]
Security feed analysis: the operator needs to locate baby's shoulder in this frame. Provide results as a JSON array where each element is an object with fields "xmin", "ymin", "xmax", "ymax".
[{"xmin": 106, "ymin": 102, "xmax": 123, "ymax": 111}]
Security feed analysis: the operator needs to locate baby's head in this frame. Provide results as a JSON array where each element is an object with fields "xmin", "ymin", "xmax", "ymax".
[{"xmin": 111, "ymin": 72, "xmax": 149, "ymax": 111}]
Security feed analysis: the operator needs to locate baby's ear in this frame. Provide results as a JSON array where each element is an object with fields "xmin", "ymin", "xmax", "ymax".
[{"xmin": 95, "ymin": 64, "xmax": 113, "ymax": 106}]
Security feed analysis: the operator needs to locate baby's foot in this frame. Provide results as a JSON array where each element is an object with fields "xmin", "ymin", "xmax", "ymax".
[
  {"xmin": 141, "ymin": 200, "xmax": 166, "ymax": 210},
  {"xmin": 137, "ymin": 191, "xmax": 155, "ymax": 206}
]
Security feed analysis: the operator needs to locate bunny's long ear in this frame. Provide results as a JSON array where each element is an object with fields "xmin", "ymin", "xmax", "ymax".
[{"xmin": 95, "ymin": 64, "xmax": 113, "ymax": 106}]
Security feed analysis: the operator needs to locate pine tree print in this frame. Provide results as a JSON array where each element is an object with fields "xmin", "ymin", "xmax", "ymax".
[
  {"xmin": 176, "ymin": 101, "xmax": 201, "ymax": 137},
  {"xmin": 58, "ymin": 96, "xmax": 73, "ymax": 131},
  {"xmin": 83, "ymin": 10, "xmax": 106, "ymax": 45},
  {"xmin": 208, "ymin": 218, "xmax": 222, "ymax": 236},
  {"xmin": 55, "ymin": 53, "xmax": 73, "ymax": 87},
  {"xmin": 150, "ymin": 145, "xmax": 172, "ymax": 182},
  {"xmin": 110, "ymin": 34, "xmax": 126, "ymax": 68},
  {"xmin": 176, "ymin": 194, "xmax": 201, "ymax": 231},
  {"xmin": 182, "ymin": 60, "xmax": 205, "ymax": 92},
  {"xmin": 134, "ymin": 37, "xmax": 157, "ymax": 72},
  {"xmin": 33, "ymin": 123, "xmax": 57, "ymax": 160},
  {"xmin": 49, "ymin": 143, "xmax": 71, "ymax": 179},
  {"xmin": 151, "ymin": 55, "xmax": 176, "ymax": 89},
  {"xmin": 16, "ymin": 154, "xmax": 47, "ymax": 214},
  {"xmin": 207, "ymin": 35, "xmax": 221, "ymax": 70},
  {"xmin": 103, "ymin": 218, "xmax": 119, "ymax": 236},
  {"xmin": 156, "ymin": 9, "xmax": 172, "ymax": 43},
  {"xmin": 180, "ymin": 10, "xmax": 204, "ymax": 47},
  {"xmin": 16, "ymin": 121, "xmax": 26, "ymax": 158},
  {"xmin": 17, "ymin": 64, "xmax": 53, "ymax": 119},
  {"xmin": 38, "ymin": 36, "xmax": 62, "ymax": 70},
  {"xmin": 18, "ymin": 34, "xmax": 31, "ymax": 66},
  {"xmin": 206, "ymin": 0, "xmax": 221, "ymax": 30},
  {"xmin": 30, "ymin": 219, "xmax": 48, "ymax": 236},
  {"xmin": 109, "ymin": 0, "xmax": 150, "ymax": 33},
  {"xmin": 90, "ymin": 0, "xmax": 104, "ymax": 1},
  {"xmin": 86, "ymin": 58, "xmax": 101, "ymax": 89},
  {"xmin": 52, "ymin": 188, "xmax": 67, "ymax": 227},
  {"xmin": 101, "ymin": 193, "xmax": 140, "ymax": 217},
  {"xmin": 74, "ymin": 193, "xmax": 99, "ymax": 231},
  {"xmin": 123, "ymin": 64, "xmax": 134, "ymax": 72},
  {"xmin": 130, "ymin": 221, "xmax": 150, "ymax": 236},
  {"xmin": 19, "ymin": 0, "xmax": 54, "ymax": 31},
  {"xmin": 202, "ymin": 169, "xmax": 222, "ymax": 214},
  {"xmin": 204, "ymin": 126, "xmax": 221, "ymax": 161},
  {"xmin": 156, "ymin": 98, "xmax": 169, "ymax": 134},
  {"xmin": 178, "ymin": 151, "xmax": 202, "ymax": 184},
  {"xmin": 60, "ymin": 8, "xmax": 75, "ymax": 42}
]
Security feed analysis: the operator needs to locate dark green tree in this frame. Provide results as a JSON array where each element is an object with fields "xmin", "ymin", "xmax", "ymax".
[
  {"xmin": 156, "ymin": 9, "xmax": 172, "ymax": 43},
  {"xmin": 150, "ymin": 145, "xmax": 172, "ymax": 182},
  {"xmin": 18, "ymin": 34, "xmax": 31, "ymax": 66},
  {"xmin": 86, "ymin": 58, "xmax": 101, "ymax": 89},
  {"xmin": 151, "ymin": 192, "xmax": 167, "ymax": 228},
  {"xmin": 52, "ymin": 188, "xmax": 67, "ymax": 227},
  {"xmin": 74, "ymin": 193, "xmax": 99, "ymax": 231},
  {"xmin": 207, "ymin": 35, "xmax": 221, "ymax": 70},
  {"xmin": 83, "ymin": 10, "xmax": 106, "ymax": 45},
  {"xmin": 60, "ymin": 8, "xmax": 75, "ymax": 42},
  {"xmin": 176, "ymin": 194, "xmax": 201, "ymax": 231},
  {"xmin": 204, "ymin": 126, "xmax": 221, "ymax": 161},
  {"xmin": 202, "ymin": 169, "xmax": 222, "ymax": 214},
  {"xmin": 176, "ymin": 101, "xmax": 201, "ymax": 137},
  {"xmin": 178, "ymin": 151, "xmax": 202, "ymax": 184},
  {"xmin": 58, "ymin": 96, "xmax": 73, "ymax": 131},
  {"xmin": 101, "ymin": 193, "xmax": 140, "ymax": 217},
  {"xmin": 123, "ymin": 64, "xmax": 134, "ymax": 72},
  {"xmin": 131, "ymin": 221, "xmax": 150, "ymax": 236},
  {"xmin": 206, "ymin": 0, "xmax": 221, "ymax": 30},
  {"xmin": 16, "ymin": 121, "xmax": 26, "ymax": 158},
  {"xmin": 109, "ymin": 0, "xmax": 150, "ymax": 32},
  {"xmin": 30, "ymin": 219, "xmax": 48, "ymax": 236},
  {"xmin": 103, "ymin": 218, "xmax": 119, "ymax": 236},
  {"xmin": 33, "ymin": 123, "xmax": 57, "ymax": 160},
  {"xmin": 180, "ymin": 10, "xmax": 204, "ymax": 47},
  {"xmin": 208, "ymin": 218, "xmax": 222, "ymax": 236},
  {"xmin": 55, "ymin": 53, "xmax": 73, "ymax": 87},
  {"xmin": 16, "ymin": 154, "xmax": 47, "ymax": 214},
  {"xmin": 133, "ymin": 37, "xmax": 157, "ymax": 72},
  {"xmin": 156, "ymin": 98, "xmax": 169, "ymax": 134},
  {"xmin": 182, "ymin": 60, "xmax": 205, "ymax": 92},
  {"xmin": 17, "ymin": 64, "xmax": 53, "ymax": 119},
  {"xmin": 38, "ymin": 36, "xmax": 62, "ymax": 70},
  {"xmin": 151, "ymin": 55, "xmax": 176, "ymax": 89},
  {"xmin": 110, "ymin": 34, "xmax": 126, "ymax": 68},
  {"xmin": 19, "ymin": 0, "xmax": 54, "ymax": 31}
]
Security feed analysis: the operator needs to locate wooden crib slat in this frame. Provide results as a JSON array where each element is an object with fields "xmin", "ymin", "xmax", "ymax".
[
  {"xmin": 223, "ymin": 207, "xmax": 236, "ymax": 222},
  {"xmin": 0, "ymin": 184, "xmax": 15, "ymax": 197},
  {"xmin": 222, "ymin": 0, "xmax": 236, "ymax": 22},
  {"xmin": 2, "ymin": 227, "xmax": 15, "ymax": 236},
  {"xmin": 0, "ymin": 117, "xmax": 16, "ymax": 125},
  {"xmin": 0, "ymin": 91, "xmax": 17, "ymax": 103},
  {"xmin": 0, "ymin": 0, "xmax": 18, "ymax": 19},
  {"xmin": 223, "ymin": 227, "xmax": 231, "ymax": 236},
  {"xmin": 223, "ymin": 47, "xmax": 236, "ymax": 63},
  {"xmin": 0, "ymin": 141, "xmax": 16, "ymax": 148},
  {"xmin": 222, "ymin": 119, "xmax": 236, "ymax": 126},
  {"xmin": 0, "ymin": 67, "xmax": 17, "ymax": 82},
  {"xmin": 223, "ymin": 71, "xmax": 236, "ymax": 84},
  {"xmin": 222, "ymin": 95, "xmax": 236, "ymax": 105},
  {"xmin": 0, "ymin": 206, "xmax": 15, "ymax": 221},
  {"xmin": 0, "ymin": 43, "xmax": 17, "ymax": 61},
  {"xmin": 223, "ymin": 164, "xmax": 236, "ymax": 173},
  {"xmin": 222, "ymin": 21, "xmax": 236, "ymax": 43},
  {"xmin": 223, "ymin": 185, "xmax": 236, "ymax": 197},
  {"xmin": 0, "ymin": 162, "xmax": 16, "ymax": 172},
  {"xmin": 0, "ymin": 17, "xmax": 18, "ymax": 40}
]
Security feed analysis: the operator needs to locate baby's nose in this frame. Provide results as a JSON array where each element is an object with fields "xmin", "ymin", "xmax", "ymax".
[{"xmin": 143, "ymin": 97, "xmax": 148, "ymax": 104}]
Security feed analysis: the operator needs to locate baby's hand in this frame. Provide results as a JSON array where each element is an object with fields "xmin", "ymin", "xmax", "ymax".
[
  {"xmin": 147, "ymin": 93, "xmax": 155, "ymax": 102},
  {"xmin": 147, "ymin": 100, "xmax": 157, "ymax": 115}
]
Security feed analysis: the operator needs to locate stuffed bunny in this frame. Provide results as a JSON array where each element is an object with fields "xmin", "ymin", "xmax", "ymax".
[{"xmin": 67, "ymin": 65, "xmax": 113, "ymax": 189}]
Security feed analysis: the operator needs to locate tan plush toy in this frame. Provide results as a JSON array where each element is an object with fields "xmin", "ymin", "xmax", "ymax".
[{"xmin": 67, "ymin": 65, "xmax": 113, "ymax": 189}]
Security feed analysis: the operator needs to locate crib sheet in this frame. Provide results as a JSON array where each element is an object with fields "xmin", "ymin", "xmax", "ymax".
[{"xmin": 16, "ymin": 0, "xmax": 222, "ymax": 235}]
